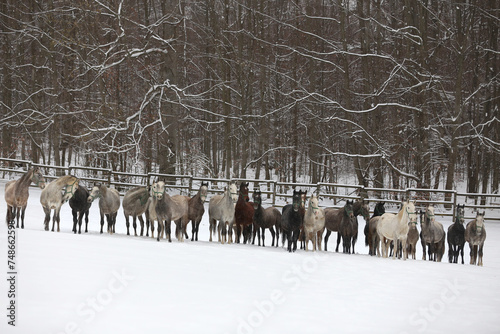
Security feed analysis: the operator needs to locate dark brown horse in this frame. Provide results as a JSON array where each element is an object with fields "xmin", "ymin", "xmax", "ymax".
[
  {"xmin": 234, "ymin": 182, "xmax": 254, "ymax": 244},
  {"xmin": 187, "ymin": 182, "xmax": 208, "ymax": 241},
  {"xmin": 252, "ymin": 190, "xmax": 281, "ymax": 247},
  {"xmin": 337, "ymin": 200, "xmax": 356, "ymax": 253},
  {"xmin": 69, "ymin": 186, "xmax": 92, "ymax": 234}
]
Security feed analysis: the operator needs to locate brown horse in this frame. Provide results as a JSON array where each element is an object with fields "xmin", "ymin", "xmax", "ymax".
[
  {"xmin": 5, "ymin": 167, "xmax": 46, "ymax": 229},
  {"xmin": 406, "ymin": 219, "xmax": 419, "ymax": 260},
  {"xmin": 252, "ymin": 190, "xmax": 281, "ymax": 247},
  {"xmin": 234, "ymin": 182, "xmax": 254, "ymax": 244},
  {"xmin": 187, "ymin": 182, "xmax": 209, "ymax": 241}
]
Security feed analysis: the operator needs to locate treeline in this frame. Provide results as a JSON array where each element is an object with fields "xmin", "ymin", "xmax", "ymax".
[{"xmin": 0, "ymin": 0, "xmax": 498, "ymax": 195}]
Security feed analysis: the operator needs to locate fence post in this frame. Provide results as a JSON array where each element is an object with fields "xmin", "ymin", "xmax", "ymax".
[
  {"xmin": 452, "ymin": 190, "xmax": 457, "ymax": 222},
  {"xmin": 188, "ymin": 176, "xmax": 193, "ymax": 196}
]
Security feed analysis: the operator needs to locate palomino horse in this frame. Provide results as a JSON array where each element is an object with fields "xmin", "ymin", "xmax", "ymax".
[
  {"xmin": 209, "ymin": 182, "xmax": 238, "ymax": 243},
  {"xmin": 420, "ymin": 205, "xmax": 446, "ymax": 262},
  {"xmin": 376, "ymin": 200, "xmax": 417, "ymax": 259},
  {"xmin": 465, "ymin": 211, "xmax": 486, "ymax": 266},
  {"xmin": 234, "ymin": 182, "xmax": 255, "ymax": 244},
  {"xmin": 40, "ymin": 175, "xmax": 79, "ymax": 232},
  {"xmin": 4, "ymin": 167, "xmax": 46, "ymax": 228},
  {"xmin": 281, "ymin": 190, "xmax": 306, "ymax": 252},
  {"xmin": 69, "ymin": 186, "xmax": 92, "ymax": 234},
  {"xmin": 148, "ymin": 181, "xmax": 189, "ymax": 242},
  {"xmin": 123, "ymin": 186, "xmax": 150, "ymax": 236},
  {"xmin": 364, "ymin": 202, "xmax": 385, "ymax": 256},
  {"xmin": 188, "ymin": 182, "xmax": 209, "ymax": 241},
  {"xmin": 252, "ymin": 190, "xmax": 281, "ymax": 247},
  {"xmin": 303, "ymin": 195, "xmax": 325, "ymax": 251},
  {"xmin": 447, "ymin": 204, "xmax": 466, "ymax": 264},
  {"xmin": 88, "ymin": 184, "xmax": 121, "ymax": 235}
]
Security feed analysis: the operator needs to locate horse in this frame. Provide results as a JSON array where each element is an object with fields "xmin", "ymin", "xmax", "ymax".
[
  {"xmin": 406, "ymin": 216, "xmax": 419, "ymax": 260},
  {"xmin": 465, "ymin": 211, "xmax": 486, "ymax": 266},
  {"xmin": 447, "ymin": 204, "xmax": 466, "ymax": 264},
  {"xmin": 420, "ymin": 205, "xmax": 446, "ymax": 262},
  {"xmin": 123, "ymin": 186, "xmax": 150, "ymax": 236},
  {"xmin": 280, "ymin": 190, "xmax": 306, "ymax": 252},
  {"xmin": 88, "ymin": 184, "xmax": 121, "ymax": 235},
  {"xmin": 4, "ymin": 167, "xmax": 46, "ymax": 228},
  {"xmin": 337, "ymin": 200, "xmax": 356, "ymax": 254},
  {"xmin": 376, "ymin": 200, "xmax": 417, "ymax": 259},
  {"xmin": 234, "ymin": 182, "xmax": 255, "ymax": 244},
  {"xmin": 303, "ymin": 195, "xmax": 325, "ymax": 251},
  {"xmin": 187, "ymin": 182, "xmax": 208, "ymax": 241},
  {"xmin": 40, "ymin": 175, "xmax": 79, "ymax": 232},
  {"xmin": 69, "ymin": 186, "xmax": 92, "ymax": 234},
  {"xmin": 209, "ymin": 182, "xmax": 238, "ymax": 243},
  {"xmin": 209, "ymin": 184, "xmax": 237, "ymax": 243},
  {"xmin": 148, "ymin": 181, "xmax": 189, "ymax": 242},
  {"xmin": 252, "ymin": 190, "xmax": 281, "ymax": 247},
  {"xmin": 364, "ymin": 202, "xmax": 385, "ymax": 256}
]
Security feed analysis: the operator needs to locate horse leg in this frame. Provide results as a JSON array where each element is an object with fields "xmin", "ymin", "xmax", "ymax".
[
  {"xmin": 478, "ymin": 244, "xmax": 483, "ymax": 266},
  {"xmin": 157, "ymin": 219, "xmax": 163, "ymax": 242},
  {"xmin": 132, "ymin": 215, "xmax": 138, "ymax": 236},
  {"xmin": 335, "ymin": 231, "xmax": 341, "ymax": 253},
  {"xmin": 77, "ymin": 211, "xmax": 83, "ymax": 234},
  {"xmin": 125, "ymin": 215, "xmax": 131, "ymax": 235},
  {"xmin": 55, "ymin": 207, "xmax": 61, "ymax": 232},
  {"xmin": 43, "ymin": 207, "xmax": 51, "ymax": 231},
  {"xmin": 166, "ymin": 219, "xmax": 172, "ymax": 242},
  {"xmin": 15, "ymin": 207, "xmax": 20, "ymax": 228},
  {"xmin": 19, "ymin": 207, "xmax": 26, "ymax": 229},
  {"xmin": 72, "ymin": 209, "xmax": 78, "ymax": 234},
  {"xmin": 459, "ymin": 243, "xmax": 464, "ymax": 264}
]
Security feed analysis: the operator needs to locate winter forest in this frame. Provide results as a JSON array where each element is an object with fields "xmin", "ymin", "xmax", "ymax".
[{"xmin": 0, "ymin": 0, "xmax": 499, "ymax": 195}]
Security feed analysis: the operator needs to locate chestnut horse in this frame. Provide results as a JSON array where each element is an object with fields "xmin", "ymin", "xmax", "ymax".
[{"xmin": 234, "ymin": 182, "xmax": 254, "ymax": 244}]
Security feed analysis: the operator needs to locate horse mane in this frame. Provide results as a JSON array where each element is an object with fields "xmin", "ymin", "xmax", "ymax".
[{"xmin": 18, "ymin": 168, "xmax": 34, "ymax": 184}]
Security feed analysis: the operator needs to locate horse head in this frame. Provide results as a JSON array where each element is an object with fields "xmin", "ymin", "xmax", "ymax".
[
  {"xmin": 199, "ymin": 182, "xmax": 209, "ymax": 202},
  {"xmin": 344, "ymin": 200, "xmax": 354, "ymax": 219},
  {"xmin": 300, "ymin": 190, "xmax": 308, "ymax": 209},
  {"xmin": 405, "ymin": 201, "xmax": 418, "ymax": 225},
  {"xmin": 425, "ymin": 205, "xmax": 435, "ymax": 223},
  {"xmin": 88, "ymin": 184, "xmax": 101, "ymax": 203},
  {"xmin": 475, "ymin": 211, "xmax": 485, "ymax": 230},
  {"xmin": 358, "ymin": 199, "xmax": 370, "ymax": 222},
  {"xmin": 252, "ymin": 190, "xmax": 262, "ymax": 210},
  {"xmin": 229, "ymin": 182, "xmax": 238, "ymax": 203},
  {"xmin": 456, "ymin": 204, "xmax": 465, "ymax": 224},
  {"xmin": 292, "ymin": 190, "xmax": 301, "ymax": 212},
  {"xmin": 309, "ymin": 195, "xmax": 320, "ymax": 216},
  {"xmin": 239, "ymin": 182, "xmax": 249, "ymax": 202},
  {"xmin": 151, "ymin": 181, "xmax": 166, "ymax": 200},
  {"xmin": 374, "ymin": 202, "xmax": 386, "ymax": 216},
  {"xmin": 32, "ymin": 167, "xmax": 46, "ymax": 189}
]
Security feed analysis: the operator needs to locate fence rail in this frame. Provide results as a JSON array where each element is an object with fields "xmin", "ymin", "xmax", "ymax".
[{"xmin": 1, "ymin": 157, "xmax": 499, "ymax": 223}]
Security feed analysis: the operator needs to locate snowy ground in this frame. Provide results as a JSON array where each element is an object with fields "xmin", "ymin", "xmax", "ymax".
[{"xmin": 1, "ymin": 180, "xmax": 499, "ymax": 334}]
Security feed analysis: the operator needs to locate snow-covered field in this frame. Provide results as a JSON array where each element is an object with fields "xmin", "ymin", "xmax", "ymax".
[{"xmin": 1, "ymin": 180, "xmax": 499, "ymax": 334}]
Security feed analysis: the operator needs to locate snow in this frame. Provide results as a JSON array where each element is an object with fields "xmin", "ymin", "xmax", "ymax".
[{"xmin": 1, "ymin": 180, "xmax": 499, "ymax": 334}]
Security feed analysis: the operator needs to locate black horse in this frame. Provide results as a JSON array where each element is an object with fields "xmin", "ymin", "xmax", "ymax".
[
  {"xmin": 447, "ymin": 204, "xmax": 466, "ymax": 264},
  {"xmin": 281, "ymin": 190, "xmax": 306, "ymax": 252},
  {"xmin": 69, "ymin": 186, "xmax": 92, "ymax": 234}
]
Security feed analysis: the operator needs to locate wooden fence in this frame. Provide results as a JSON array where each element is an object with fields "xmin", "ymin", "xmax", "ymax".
[{"xmin": 1, "ymin": 157, "xmax": 499, "ymax": 223}]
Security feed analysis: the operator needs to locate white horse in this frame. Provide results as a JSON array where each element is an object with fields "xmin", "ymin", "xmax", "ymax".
[
  {"xmin": 40, "ymin": 175, "xmax": 79, "ymax": 232},
  {"xmin": 209, "ymin": 182, "xmax": 238, "ymax": 243},
  {"xmin": 376, "ymin": 200, "xmax": 417, "ymax": 259},
  {"xmin": 303, "ymin": 195, "xmax": 325, "ymax": 251},
  {"xmin": 465, "ymin": 211, "xmax": 486, "ymax": 266}
]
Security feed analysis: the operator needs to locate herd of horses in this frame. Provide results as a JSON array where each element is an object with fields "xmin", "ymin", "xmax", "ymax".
[{"xmin": 3, "ymin": 168, "xmax": 488, "ymax": 266}]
